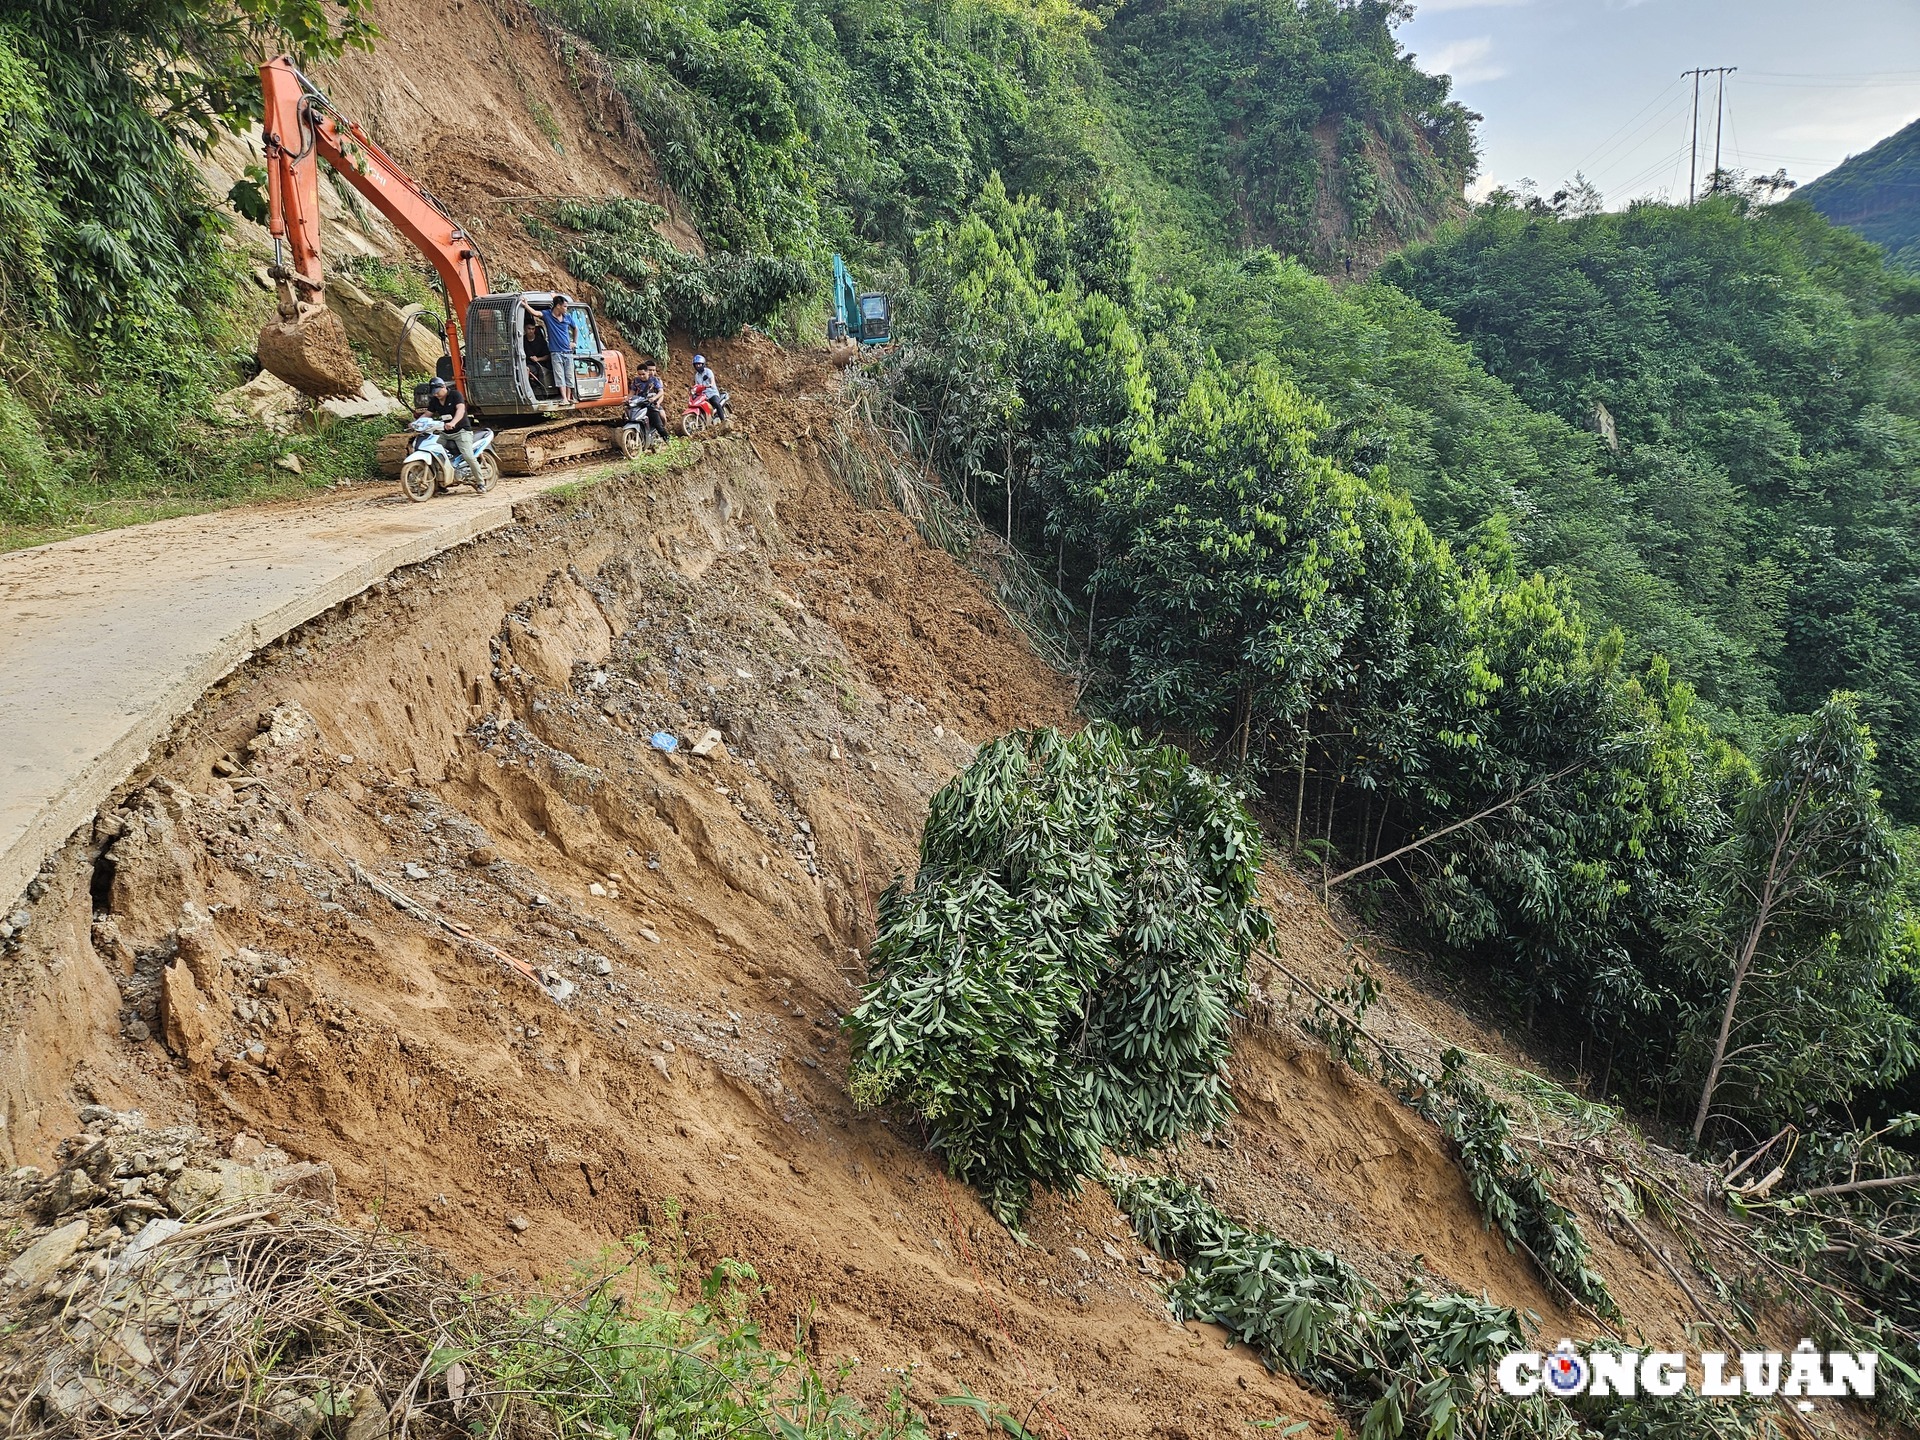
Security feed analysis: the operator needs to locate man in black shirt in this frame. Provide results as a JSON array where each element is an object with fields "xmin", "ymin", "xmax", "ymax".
[
  {"xmin": 523, "ymin": 313, "xmax": 551, "ymax": 394},
  {"xmin": 637, "ymin": 358, "xmax": 668, "ymax": 441},
  {"xmin": 424, "ymin": 377, "xmax": 481, "ymax": 479}
]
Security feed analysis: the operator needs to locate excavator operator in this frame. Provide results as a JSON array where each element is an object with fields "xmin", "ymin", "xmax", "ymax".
[{"xmin": 523, "ymin": 312, "xmax": 552, "ymax": 395}]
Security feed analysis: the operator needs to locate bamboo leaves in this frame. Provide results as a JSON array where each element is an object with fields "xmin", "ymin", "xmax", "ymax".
[{"xmin": 847, "ymin": 723, "xmax": 1270, "ymax": 1226}]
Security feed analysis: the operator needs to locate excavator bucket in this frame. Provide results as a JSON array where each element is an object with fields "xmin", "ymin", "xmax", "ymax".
[{"xmin": 257, "ymin": 305, "xmax": 366, "ymax": 399}]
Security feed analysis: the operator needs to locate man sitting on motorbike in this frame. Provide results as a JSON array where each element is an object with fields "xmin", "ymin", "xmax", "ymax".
[
  {"xmin": 691, "ymin": 353, "xmax": 728, "ymax": 422},
  {"xmin": 637, "ymin": 358, "xmax": 668, "ymax": 440},
  {"xmin": 424, "ymin": 376, "xmax": 481, "ymax": 477}
]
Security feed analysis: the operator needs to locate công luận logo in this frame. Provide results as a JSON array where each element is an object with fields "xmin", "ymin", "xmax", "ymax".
[{"xmin": 1499, "ymin": 1340, "xmax": 1876, "ymax": 1411}]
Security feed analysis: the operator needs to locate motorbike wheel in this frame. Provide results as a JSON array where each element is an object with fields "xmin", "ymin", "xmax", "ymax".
[
  {"xmin": 682, "ymin": 413, "xmax": 706, "ymax": 438},
  {"xmin": 620, "ymin": 426, "xmax": 643, "ymax": 460},
  {"xmin": 399, "ymin": 459, "xmax": 435, "ymax": 503},
  {"xmin": 472, "ymin": 451, "xmax": 500, "ymax": 493}
]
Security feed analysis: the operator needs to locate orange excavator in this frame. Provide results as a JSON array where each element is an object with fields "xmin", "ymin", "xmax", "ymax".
[{"xmin": 256, "ymin": 56, "xmax": 630, "ymax": 474}]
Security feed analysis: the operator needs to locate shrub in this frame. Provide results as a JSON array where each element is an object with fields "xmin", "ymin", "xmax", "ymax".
[
  {"xmin": 551, "ymin": 197, "xmax": 815, "ymax": 357},
  {"xmin": 847, "ymin": 722, "xmax": 1270, "ymax": 1225}
]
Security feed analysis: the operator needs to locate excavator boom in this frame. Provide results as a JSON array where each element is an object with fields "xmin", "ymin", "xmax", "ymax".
[{"xmin": 257, "ymin": 57, "xmax": 490, "ymax": 398}]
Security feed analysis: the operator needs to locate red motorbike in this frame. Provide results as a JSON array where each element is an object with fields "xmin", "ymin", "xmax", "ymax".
[{"xmin": 681, "ymin": 384, "xmax": 732, "ymax": 437}]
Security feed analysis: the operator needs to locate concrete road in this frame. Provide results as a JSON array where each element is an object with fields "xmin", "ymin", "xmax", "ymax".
[{"xmin": 0, "ymin": 474, "xmax": 586, "ymax": 908}]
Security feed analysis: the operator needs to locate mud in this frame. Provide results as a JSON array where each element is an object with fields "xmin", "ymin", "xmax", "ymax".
[{"xmin": 0, "ymin": 429, "xmax": 1331, "ymax": 1439}]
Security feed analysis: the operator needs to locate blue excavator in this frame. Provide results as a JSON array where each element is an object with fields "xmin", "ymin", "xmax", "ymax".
[{"xmin": 828, "ymin": 254, "xmax": 891, "ymax": 349}]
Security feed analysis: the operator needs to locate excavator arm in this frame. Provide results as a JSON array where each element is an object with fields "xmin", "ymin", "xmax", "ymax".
[{"xmin": 257, "ymin": 56, "xmax": 490, "ymax": 397}]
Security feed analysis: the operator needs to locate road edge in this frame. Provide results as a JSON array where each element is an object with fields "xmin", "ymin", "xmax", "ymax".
[{"xmin": 1, "ymin": 493, "xmax": 545, "ymax": 911}]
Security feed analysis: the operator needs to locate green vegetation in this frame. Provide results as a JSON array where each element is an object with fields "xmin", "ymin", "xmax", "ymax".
[
  {"xmin": 1113, "ymin": 1173, "xmax": 1762, "ymax": 1440},
  {"xmin": 531, "ymin": 0, "xmax": 1469, "ymax": 266},
  {"xmin": 0, "ymin": 0, "xmax": 377, "ymax": 535},
  {"xmin": 550, "ymin": 198, "xmax": 814, "ymax": 356},
  {"xmin": 1383, "ymin": 194, "xmax": 1920, "ymax": 814},
  {"xmin": 486, "ymin": 1245, "xmax": 937, "ymax": 1438},
  {"xmin": 1098, "ymin": 0, "xmax": 1475, "ymax": 264},
  {"xmin": 1798, "ymin": 117, "xmax": 1920, "ymax": 272},
  {"xmin": 1308, "ymin": 968, "xmax": 1613, "ymax": 1315},
  {"xmin": 1753, "ymin": 1114, "xmax": 1920, "ymax": 1428},
  {"xmin": 847, "ymin": 722, "xmax": 1269, "ymax": 1226},
  {"xmin": 57, "ymin": 1206, "xmax": 944, "ymax": 1439},
  {"xmin": 880, "ymin": 174, "xmax": 1918, "ymax": 1155}
]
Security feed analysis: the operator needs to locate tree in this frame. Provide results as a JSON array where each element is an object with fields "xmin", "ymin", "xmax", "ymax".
[
  {"xmin": 1688, "ymin": 694, "xmax": 1904, "ymax": 1142},
  {"xmin": 5, "ymin": 0, "xmax": 373, "ymax": 331}
]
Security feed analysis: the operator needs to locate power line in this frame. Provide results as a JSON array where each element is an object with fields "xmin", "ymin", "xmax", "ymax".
[
  {"xmin": 1608, "ymin": 143, "xmax": 1691, "ymax": 201},
  {"xmin": 1583, "ymin": 90, "xmax": 1694, "ymax": 196},
  {"xmin": 1566, "ymin": 77, "xmax": 1685, "ymax": 178}
]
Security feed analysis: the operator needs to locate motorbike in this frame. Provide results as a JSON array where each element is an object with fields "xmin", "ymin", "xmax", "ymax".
[
  {"xmin": 620, "ymin": 392, "xmax": 668, "ymax": 458},
  {"xmin": 681, "ymin": 384, "xmax": 732, "ymax": 438},
  {"xmin": 399, "ymin": 416, "xmax": 499, "ymax": 503}
]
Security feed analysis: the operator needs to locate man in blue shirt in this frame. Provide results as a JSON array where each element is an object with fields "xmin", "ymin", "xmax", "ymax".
[{"xmin": 542, "ymin": 297, "xmax": 576, "ymax": 404}]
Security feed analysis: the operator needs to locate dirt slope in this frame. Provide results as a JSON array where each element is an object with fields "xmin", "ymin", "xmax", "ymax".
[{"xmin": 0, "ymin": 394, "xmax": 1315, "ymax": 1438}]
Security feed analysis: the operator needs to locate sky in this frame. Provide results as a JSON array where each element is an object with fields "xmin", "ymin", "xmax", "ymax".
[{"xmin": 1394, "ymin": 0, "xmax": 1920, "ymax": 208}]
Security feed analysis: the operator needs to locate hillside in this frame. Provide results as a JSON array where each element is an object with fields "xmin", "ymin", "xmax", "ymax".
[
  {"xmin": 0, "ymin": 387, "xmax": 1878, "ymax": 1439},
  {"xmin": 1799, "ymin": 117, "xmax": 1920, "ymax": 271},
  {"xmin": 1381, "ymin": 194, "xmax": 1920, "ymax": 814}
]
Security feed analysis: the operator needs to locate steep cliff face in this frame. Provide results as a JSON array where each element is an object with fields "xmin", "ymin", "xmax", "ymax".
[{"xmin": 193, "ymin": 0, "xmax": 702, "ymax": 366}]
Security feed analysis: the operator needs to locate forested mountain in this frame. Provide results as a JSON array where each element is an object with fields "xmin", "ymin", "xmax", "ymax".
[
  {"xmin": 534, "ymin": 0, "xmax": 1476, "ymax": 267},
  {"xmin": 1383, "ymin": 194, "xmax": 1920, "ymax": 815},
  {"xmin": 1799, "ymin": 116, "xmax": 1920, "ymax": 272}
]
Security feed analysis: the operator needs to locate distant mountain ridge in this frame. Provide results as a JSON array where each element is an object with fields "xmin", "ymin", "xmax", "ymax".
[{"xmin": 1797, "ymin": 116, "xmax": 1920, "ymax": 271}]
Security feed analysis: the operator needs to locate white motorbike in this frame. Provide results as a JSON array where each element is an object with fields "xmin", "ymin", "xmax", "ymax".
[
  {"xmin": 620, "ymin": 392, "xmax": 669, "ymax": 459},
  {"xmin": 399, "ymin": 416, "xmax": 499, "ymax": 503}
]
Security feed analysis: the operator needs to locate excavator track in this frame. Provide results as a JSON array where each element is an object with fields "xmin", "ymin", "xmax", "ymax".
[{"xmin": 375, "ymin": 416, "xmax": 622, "ymax": 478}]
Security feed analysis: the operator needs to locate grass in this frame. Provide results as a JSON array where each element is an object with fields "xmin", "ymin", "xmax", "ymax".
[
  {"xmin": 339, "ymin": 254, "xmax": 443, "ymax": 315},
  {"xmin": 0, "ymin": 416, "xmax": 396, "ymax": 553},
  {"xmin": 540, "ymin": 435, "xmax": 702, "ymax": 509}
]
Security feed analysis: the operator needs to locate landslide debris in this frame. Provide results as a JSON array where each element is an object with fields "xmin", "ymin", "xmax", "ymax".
[{"xmin": 0, "ymin": 384, "xmax": 1822, "ymax": 1439}]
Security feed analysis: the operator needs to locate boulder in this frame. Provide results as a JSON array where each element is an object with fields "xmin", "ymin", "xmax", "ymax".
[
  {"xmin": 213, "ymin": 370, "xmax": 307, "ymax": 435},
  {"xmin": 165, "ymin": 1161, "xmax": 271, "ymax": 1218},
  {"xmin": 248, "ymin": 704, "xmax": 321, "ymax": 773},
  {"xmin": 269, "ymin": 1161, "xmax": 338, "ymax": 1215},
  {"xmin": 6, "ymin": 1219, "xmax": 88, "ymax": 1286},
  {"xmin": 506, "ymin": 580, "xmax": 614, "ymax": 689},
  {"xmin": 328, "ymin": 276, "xmax": 444, "ymax": 377},
  {"xmin": 160, "ymin": 959, "xmax": 220, "ymax": 1069},
  {"xmin": 319, "ymin": 379, "xmax": 406, "ymax": 424}
]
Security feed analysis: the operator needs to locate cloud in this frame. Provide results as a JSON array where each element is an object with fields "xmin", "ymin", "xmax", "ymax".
[
  {"xmin": 1414, "ymin": 0, "xmax": 1528, "ymax": 11},
  {"xmin": 1423, "ymin": 36, "xmax": 1508, "ymax": 85}
]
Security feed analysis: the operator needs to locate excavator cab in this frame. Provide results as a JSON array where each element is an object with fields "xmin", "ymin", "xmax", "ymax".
[{"xmin": 463, "ymin": 293, "xmax": 609, "ymax": 414}]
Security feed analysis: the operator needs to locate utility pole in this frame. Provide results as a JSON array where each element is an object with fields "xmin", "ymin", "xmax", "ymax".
[
  {"xmin": 1681, "ymin": 67, "xmax": 1737, "ymax": 203},
  {"xmin": 1713, "ymin": 66, "xmax": 1736, "ymax": 194}
]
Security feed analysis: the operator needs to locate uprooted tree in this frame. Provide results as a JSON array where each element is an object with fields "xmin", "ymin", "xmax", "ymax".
[{"xmin": 845, "ymin": 722, "xmax": 1271, "ymax": 1226}]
